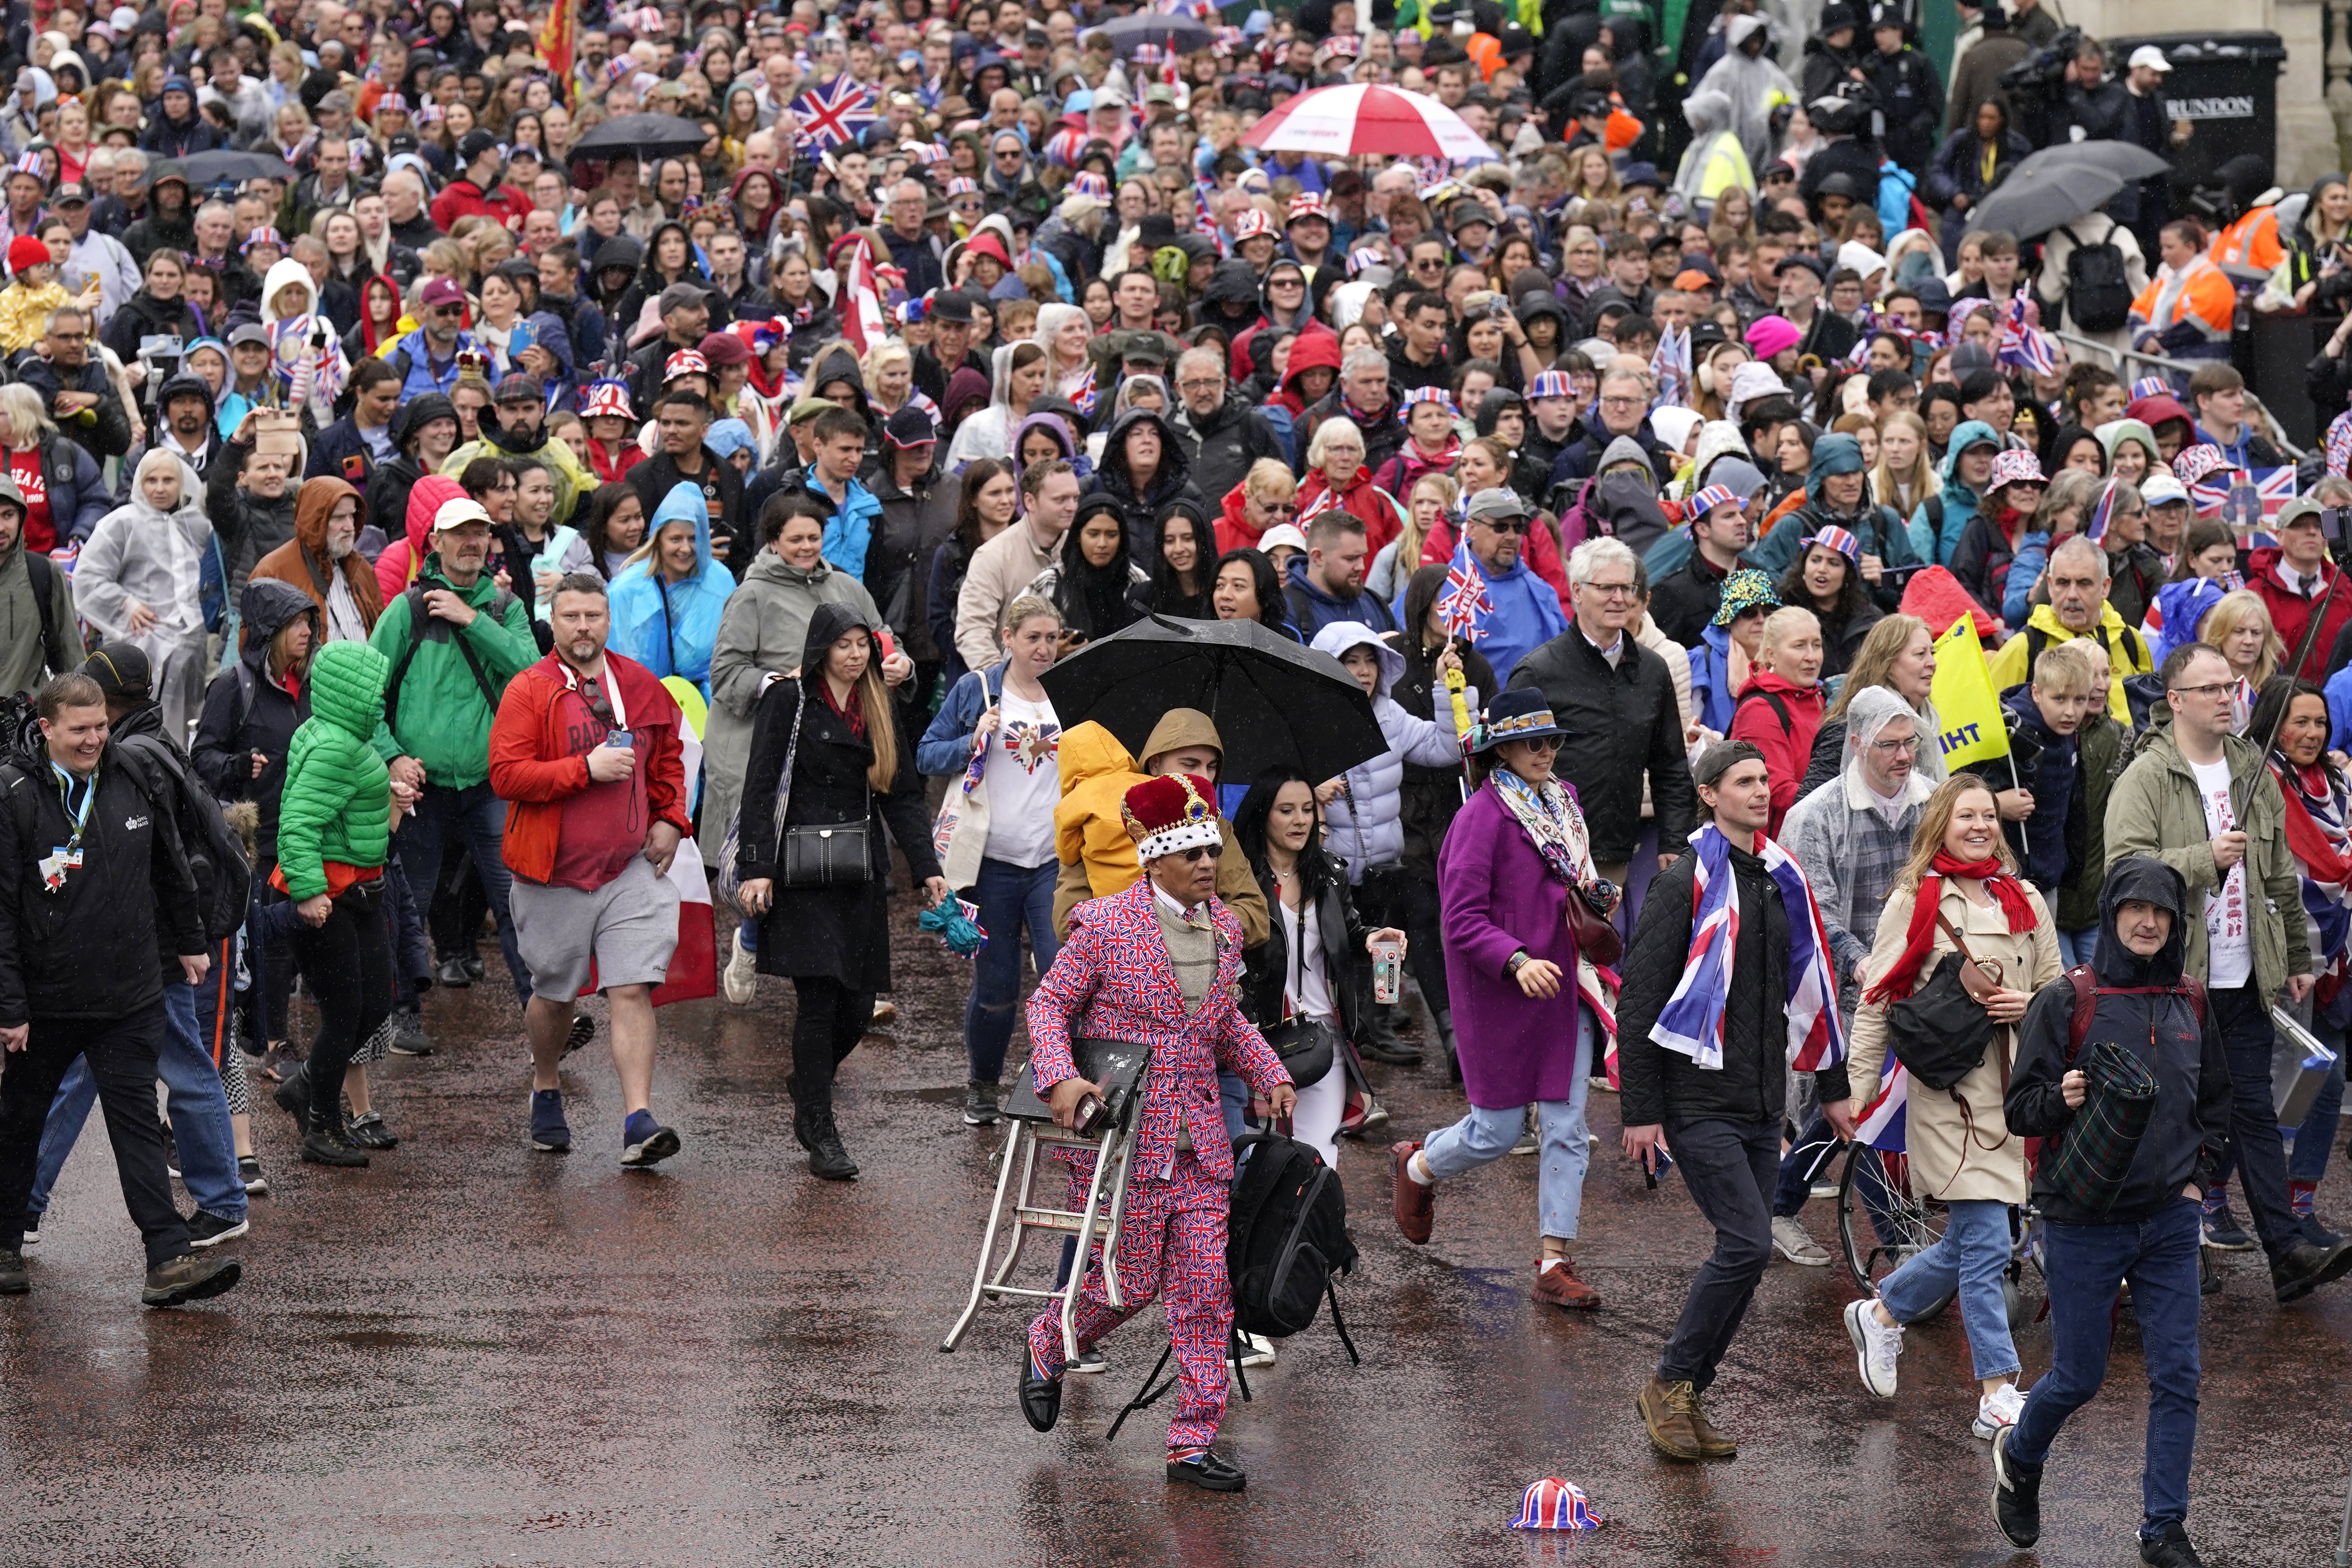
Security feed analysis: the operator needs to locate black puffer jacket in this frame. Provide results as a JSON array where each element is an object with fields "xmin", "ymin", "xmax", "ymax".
[
  {"xmin": 1507, "ymin": 625, "xmax": 1696, "ymax": 862},
  {"xmin": 2005, "ymin": 856, "xmax": 2232, "ymax": 1226},
  {"xmin": 1617, "ymin": 836, "xmax": 1848, "ymax": 1128},
  {"xmin": 1170, "ymin": 390, "xmax": 1282, "ymax": 513}
]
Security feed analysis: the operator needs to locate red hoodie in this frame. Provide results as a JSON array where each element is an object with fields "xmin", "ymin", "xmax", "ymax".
[
  {"xmin": 1267, "ymin": 328, "xmax": 1343, "ymax": 420},
  {"xmin": 374, "ymin": 475, "xmax": 468, "ymax": 603},
  {"xmin": 1726, "ymin": 669, "xmax": 1827, "ymax": 838}
]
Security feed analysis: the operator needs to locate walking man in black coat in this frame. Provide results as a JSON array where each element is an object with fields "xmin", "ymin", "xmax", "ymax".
[
  {"xmin": 0, "ymin": 671, "xmax": 241, "ymax": 1308},
  {"xmin": 1615, "ymin": 740, "xmax": 1851, "ymax": 1462},
  {"xmin": 1991, "ymin": 857, "xmax": 2234, "ymax": 1568}
]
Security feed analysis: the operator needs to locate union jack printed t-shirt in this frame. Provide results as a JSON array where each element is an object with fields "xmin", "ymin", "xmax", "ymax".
[{"xmin": 982, "ymin": 690, "xmax": 1060, "ymax": 869}]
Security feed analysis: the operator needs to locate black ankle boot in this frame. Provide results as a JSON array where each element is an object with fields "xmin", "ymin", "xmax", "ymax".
[
  {"xmin": 801, "ymin": 1103, "xmax": 857, "ymax": 1181},
  {"xmin": 301, "ymin": 1103, "xmax": 368, "ymax": 1168},
  {"xmin": 271, "ymin": 1061, "xmax": 311, "ymax": 1129}
]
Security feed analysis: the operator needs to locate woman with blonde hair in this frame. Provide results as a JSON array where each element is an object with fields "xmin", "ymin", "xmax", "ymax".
[
  {"xmin": 1839, "ymin": 771, "xmax": 2061, "ymax": 1443},
  {"xmin": 1568, "ymin": 144, "xmax": 1620, "ymax": 207},
  {"xmin": 1692, "ymin": 339, "xmax": 1750, "ymax": 422},
  {"xmin": 2199, "ymin": 588, "xmax": 2284, "ymax": 730},
  {"xmin": 1872, "ymin": 410, "xmax": 1935, "ymax": 516},
  {"xmin": 861, "ymin": 338, "xmax": 919, "ymax": 420},
  {"xmin": 1369, "ymin": 470, "xmax": 1457, "ymax": 604},
  {"xmin": 1032, "ymin": 302, "xmax": 1094, "ymax": 405},
  {"xmin": 0, "ymin": 382, "xmax": 101, "ymax": 550}
]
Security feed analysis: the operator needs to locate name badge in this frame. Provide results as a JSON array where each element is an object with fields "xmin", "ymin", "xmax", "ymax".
[{"xmin": 39, "ymin": 845, "xmax": 82, "ymax": 890}]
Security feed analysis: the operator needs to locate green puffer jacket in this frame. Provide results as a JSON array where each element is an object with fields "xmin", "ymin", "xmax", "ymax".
[
  {"xmin": 366, "ymin": 553, "xmax": 538, "ymax": 788},
  {"xmin": 278, "ymin": 640, "xmax": 394, "ymax": 900}
]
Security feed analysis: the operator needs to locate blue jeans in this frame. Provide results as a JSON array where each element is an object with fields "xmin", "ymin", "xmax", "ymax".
[
  {"xmin": 964, "ymin": 857, "xmax": 1061, "ymax": 1084},
  {"xmin": 1421, "ymin": 1018, "xmax": 1594, "ymax": 1240},
  {"xmin": 2006, "ymin": 1199, "xmax": 2203, "ymax": 1539},
  {"xmin": 397, "ymin": 780, "xmax": 530, "ymax": 1008},
  {"xmin": 30, "ymin": 983, "xmax": 245, "ymax": 1221},
  {"xmin": 2289, "ymin": 1014, "xmax": 2346, "ymax": 1185},
  {"xmin": 2056, "ymin": 926, "xmax": 2097, "ymax": 967},
  {"xmin": 1877, "ymin": 1196, "xmax": 2019, "ymax": 1380}
]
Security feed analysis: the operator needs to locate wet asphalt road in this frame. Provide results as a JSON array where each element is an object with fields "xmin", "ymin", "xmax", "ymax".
[{"xmin": 7, "ymin": 897, "xmax": 2352, "ymax": 1568}]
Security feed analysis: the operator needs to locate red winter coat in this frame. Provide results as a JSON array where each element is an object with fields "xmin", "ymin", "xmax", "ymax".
[
  {"xmin": 1727, "ymin": 669, "xmax": 1827, "ymax": 838},
  {"xmin": 2246, "ymin": 545, "xmax": 2352, "ymax": 681},
  {"xmin": 1294, "ymin": 464, "xmax": 1406, "ymax": 557}
]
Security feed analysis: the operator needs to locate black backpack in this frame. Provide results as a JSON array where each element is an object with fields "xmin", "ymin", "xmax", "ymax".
[
  {"xmin": 1226, "ymin": 1129, "xmax": 1361, "ymax": 1346},
  {"xmin": 118, "ymin": 733, "xmax": 252, "ymax": 945},
  {"xmin": 2058, "ymin": 225, "xmax": 2134, "ymax": 335}
]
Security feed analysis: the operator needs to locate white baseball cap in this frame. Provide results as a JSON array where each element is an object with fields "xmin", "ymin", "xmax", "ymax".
[
  {"xmin": 1258, "ymin": 523, "xmax": 1309, "ymax": 556},
  {"xmin": 2139, "ymin": 471, "xmax": 2191, "ymax": 507},
  {"xmin": 2127, "ymin": 45, "xmax": 2172, "ymax": 73}
]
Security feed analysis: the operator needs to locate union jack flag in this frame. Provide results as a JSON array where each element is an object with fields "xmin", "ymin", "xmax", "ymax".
[
  {"xmin": 1995, "ymin": 286, "xmax": 2058, "ymax": 375},
  {"xmin": 1856, "ymin": 1060, "xmax": 1908, "ymax": 1151},
  {"xmin": 789, "ymin": 76, "xmax": 875, "ymax": 153},
  {"xmin": 1436, "ymin": 539, "xmax": 1494, "ymax": 642},
  {"xmin": 2188, "ymin": 464, "xmax": 2297, "ymax": 521}
]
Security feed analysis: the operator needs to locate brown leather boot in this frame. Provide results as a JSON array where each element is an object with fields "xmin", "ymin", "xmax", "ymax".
[
  {"xmin": 1530, "ymin": 1258, "xmax": 1601, "ymax": 1309},
  {"xmin": 1390, "ymin": 1141, "xmax": 1433, "ymax": 1244},
  {"xmin": 1639, "ymin": 1376, "xmax": 1703, "ymax": 1461},
  {"xmin": 1685, "ymin": 1387, "xmax": 1738, "ymax": 1458}
]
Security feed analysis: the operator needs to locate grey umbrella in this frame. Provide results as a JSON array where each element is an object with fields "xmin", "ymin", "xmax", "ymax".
[
  {"xmin": 1965, "ymin": 141, "xmax": 2173, "ymax": 238},
  {"xmin": 1037, "ymin": 614, "xmax": 1388, "ymax": 783},
  {"xmin": 1088, "ymin": 12, "xmax": 1214, "ymax": 57}
]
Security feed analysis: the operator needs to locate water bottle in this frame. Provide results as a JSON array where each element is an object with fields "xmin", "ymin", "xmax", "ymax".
[{"xmin": 2224, "ymin": 474, "xmax": 2261, "ymax": 538}]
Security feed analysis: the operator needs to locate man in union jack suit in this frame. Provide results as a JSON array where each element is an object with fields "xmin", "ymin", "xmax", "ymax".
[{"xmin": 1017, "ymin": 772, "xmax": 1294, "ymax": 1492}]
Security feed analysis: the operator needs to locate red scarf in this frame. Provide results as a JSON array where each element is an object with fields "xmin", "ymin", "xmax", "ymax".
[{"xmin": 1864, "ymin": 852, "xmax": 2037, "ymax": 1004}]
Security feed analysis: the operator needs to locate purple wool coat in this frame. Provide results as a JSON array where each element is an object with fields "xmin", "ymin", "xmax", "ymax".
[{"xmin": 1438, "ymin": 781, "xmax": 1585, "ymax": 1109}]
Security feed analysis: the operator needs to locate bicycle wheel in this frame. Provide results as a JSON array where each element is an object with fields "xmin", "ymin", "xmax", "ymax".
[{"xmin": 1837, "ymin": 1143, "xmax": 1956, "ymax": 1322}]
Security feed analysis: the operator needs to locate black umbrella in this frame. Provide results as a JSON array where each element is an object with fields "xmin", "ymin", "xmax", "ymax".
[
  {"xmin": 149, "ymin": 150, "xmax": 295, "ymax": 187},
  {"xmin": 1088, "ymin": 12, "xmax": 1214, "ymax": 57},
  {"xmin": 1965, "ymin": 141, "xmax": 2172, "ymax": 238},
  {"xmin": 564, "ymin": 113, "xmax": 712, "ymax": 166},
  {"xmin": 1038, "ymin": 614, "xmax": 1389, "ymax": 784}
]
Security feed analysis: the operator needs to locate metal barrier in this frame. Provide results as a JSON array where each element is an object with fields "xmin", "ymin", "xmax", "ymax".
[{"xmin": 2048, "ymin": 327, "xmax": 2311, "ymax": 462}]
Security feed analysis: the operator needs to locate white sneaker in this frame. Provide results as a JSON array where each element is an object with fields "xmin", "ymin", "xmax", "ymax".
[
  {"xmin": 1972, "ymin": 1381, "xmax": 2027, "ymax": 1440},
  {"xmin": 1844, "ymin": 1297, "xmax": 1903, "ymax": 1397},
  {"xmin": 1227, "ymin": 1332, "xmax": 1276, "ymax": 1369},
  {"xmin": 722, "ymin": 929, "xmax": 758, "ymax": 1006},
  {"xmin": 1773, "ymin": 1214, "xmax": 1832, "ymax": 1266}
]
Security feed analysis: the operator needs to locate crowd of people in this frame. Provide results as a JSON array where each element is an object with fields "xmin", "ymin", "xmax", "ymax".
[{"xmin": 0, "ymin": 0, "xmax": 2344, "ymax": 1555}]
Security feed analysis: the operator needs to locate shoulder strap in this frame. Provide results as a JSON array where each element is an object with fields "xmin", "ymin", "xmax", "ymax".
[
  {"xmin": 2066, "ymin": 964, "xmax": 2096, "ymax": 1063},
  {"xmin": 24, "ymin": 551, "xmax": 60, "ymax": 676},
  {"xmin": 1736, "ymin": 685, "xmax": 1794, "ymax": 737},
  {"xmin": 380, "ymin": 585, "xmax": 435, "ymax": 727}
]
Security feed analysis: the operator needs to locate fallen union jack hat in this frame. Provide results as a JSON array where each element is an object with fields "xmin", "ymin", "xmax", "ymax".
[{"xmin": 1507, "ymin": 1478, "xmax": 1602, "ymax": 1530}]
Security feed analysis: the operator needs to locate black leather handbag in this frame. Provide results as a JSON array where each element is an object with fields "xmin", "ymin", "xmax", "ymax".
[
  {"xmin": 1260, "ymin": 895, "xmax": 1337, "ymax": 1089},
  {"xmin": 1885, "ymin": 914, "xmax": 2003, "ymax": 1091},
  {"xmin": 781, "ymin": 814, "xmax": 873, "ymax": 887}
]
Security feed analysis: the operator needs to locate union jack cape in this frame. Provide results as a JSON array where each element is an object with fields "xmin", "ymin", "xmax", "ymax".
[{"xmin": 1649, "ymin": 824, "xmax": 1847, "ymax": 1074}]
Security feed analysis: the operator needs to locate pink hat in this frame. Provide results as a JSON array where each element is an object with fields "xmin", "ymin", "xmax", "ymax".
[{"xmin": 1744, "ymin": 314, "xmax": 1802, "ymax": 361}]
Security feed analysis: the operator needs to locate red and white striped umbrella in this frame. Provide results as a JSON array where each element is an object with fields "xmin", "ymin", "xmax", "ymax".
[{"xmin": 1240, "ymin": 83, "xmax": 1491, "ymax": 161}]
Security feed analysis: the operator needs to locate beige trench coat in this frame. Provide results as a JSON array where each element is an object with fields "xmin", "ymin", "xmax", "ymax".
[{"xmin": 1846, "ymin": 879, "xmax": 2063, "ymax": 1204}]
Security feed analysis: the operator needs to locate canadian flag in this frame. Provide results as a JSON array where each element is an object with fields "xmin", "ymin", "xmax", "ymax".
[{"xmin": 827, "ymin": 232, "xmax": 891, "ymax": 360}]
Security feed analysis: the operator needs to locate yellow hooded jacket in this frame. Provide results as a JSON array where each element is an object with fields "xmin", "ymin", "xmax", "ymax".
[{"xmin": 1051, "ymin": 708, "xmax": 1270, "ymax": 946}]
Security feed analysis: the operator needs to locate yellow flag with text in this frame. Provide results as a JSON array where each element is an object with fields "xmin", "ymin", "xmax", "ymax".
[{"xmin": 1929, "ymin": 616, "xmax": 2011, "ymax": 771}]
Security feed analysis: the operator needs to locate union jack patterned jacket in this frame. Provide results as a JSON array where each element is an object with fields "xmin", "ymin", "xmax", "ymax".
[{"xmin": 1026, "ymin": 878, "xmax": 1290, "ymax": 1183}]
